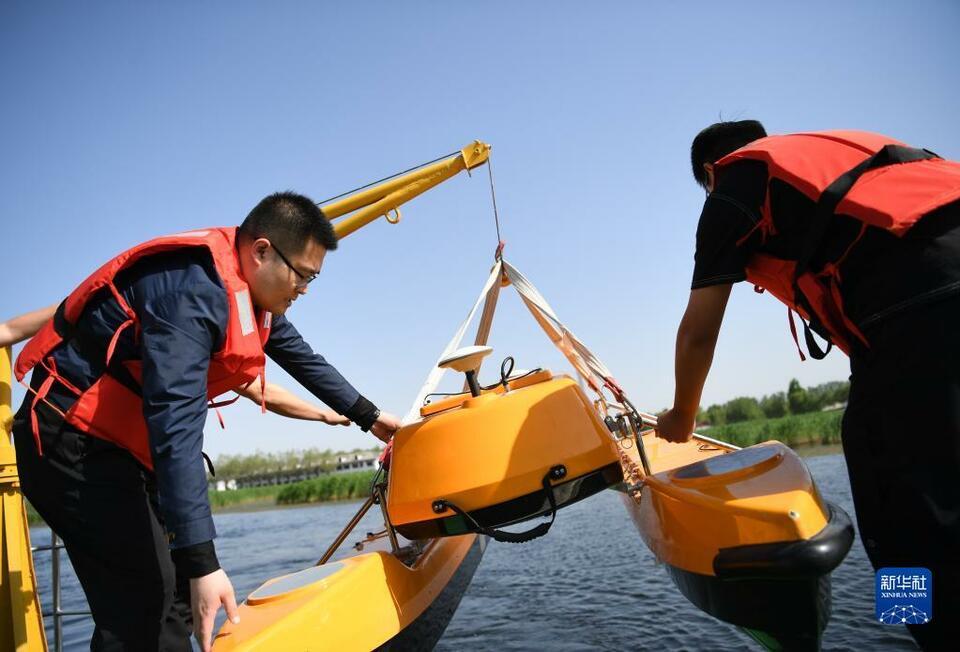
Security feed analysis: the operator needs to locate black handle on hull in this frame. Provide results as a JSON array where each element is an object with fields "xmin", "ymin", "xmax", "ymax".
[{"xmin": 433, "ymin": 466, "xmax": 566, "ymax": 544}]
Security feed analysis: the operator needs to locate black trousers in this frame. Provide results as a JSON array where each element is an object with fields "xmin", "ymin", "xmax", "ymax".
[
  {"xmin": 844, "ymin": 296, "xmax": 960, "ymax": 651},
  {"xmin": 13, "ymin": 400, "xmax": 193, "ymax": 652}
]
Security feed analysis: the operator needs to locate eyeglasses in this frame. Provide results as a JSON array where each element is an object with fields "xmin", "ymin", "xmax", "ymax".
[{"xmin": 271, "ymin": 243, "xmax": 318, "ymax": 288}]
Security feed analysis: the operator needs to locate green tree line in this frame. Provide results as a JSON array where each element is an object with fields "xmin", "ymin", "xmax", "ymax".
[{"xmin": 696, "ymin": 379, "xmax": 849, "ymax": 427}]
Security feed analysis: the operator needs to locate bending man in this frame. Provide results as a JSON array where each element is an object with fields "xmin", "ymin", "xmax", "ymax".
[
  {"xmin": 12, "ymin": 192, "xmax": 401, "ymax": 651},
  {"xmin": 657, "ymin": 121, "xmax": 959, "ymax": 650}
]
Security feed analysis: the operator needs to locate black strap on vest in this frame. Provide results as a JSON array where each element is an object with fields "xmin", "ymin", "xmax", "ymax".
[
  {"xmin": 51, "ymin": 291, "xmax": 146, "ymax": 397},
  {"xmin": 791, "ymin": 144, "xmax": 939, "ymax": 359},
  {"xmin": 51, "ymin": 299, "xmax": 75, "ymax": 340},
  {"xmin": 801, "ymin": 321, "xmax": 831, "ymax": 361},
  {"xmin": 44, "ymin": 299, "xmax": 144, "ymax": 396},
  {"xmin": 433, "ymin": 468, "xmax": 562, "ymax": 544}
]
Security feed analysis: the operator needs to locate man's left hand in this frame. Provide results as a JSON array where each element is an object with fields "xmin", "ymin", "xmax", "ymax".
[
  {"xmin": 320, "ymin": 410, "xmax": 351, "ymax": 427},
  {"xmin": 370, "ymin": 411, "xmax": 401, "ymax": 444},
  {"xmin": 655, "ymin": 407, "xmax": 696, "ymax": 443}
]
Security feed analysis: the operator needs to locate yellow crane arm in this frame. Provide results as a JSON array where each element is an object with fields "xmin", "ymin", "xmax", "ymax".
[{"xmin": 326, "ymin": 140, "xmax": 491, "ymax": 239}]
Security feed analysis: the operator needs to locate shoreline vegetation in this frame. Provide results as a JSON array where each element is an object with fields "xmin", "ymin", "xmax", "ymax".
[
  {"xmin": 213, "ymin": 469, "xmax": 379, "ymax": 511},
  {"xmin": 704, "ymin": 409, "xmax": 842, "ymax": 448},
  {"xmin": 25, "ymin": 379, "xmax": 848, "ymax": 527},
  {"xmin": 26, "ymin": 469, "xmax": 380, "ymax": 527}
]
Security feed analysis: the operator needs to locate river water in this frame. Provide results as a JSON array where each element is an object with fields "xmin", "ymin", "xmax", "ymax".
[{"xmin": 29, "ymin": 452, "xmax": 918, "ymax": 650}]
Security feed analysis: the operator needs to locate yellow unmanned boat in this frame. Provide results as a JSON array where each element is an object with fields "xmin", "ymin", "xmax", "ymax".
[
  {"xmin": 384, "ymin": 254, "xmax": 854, "ymax": 651},
  {"xmin": 611, "ymin": 412, "xmax": 853, "ymax": 650},
  {"xmin": 388, "ymin": 358, "xmax": 623, "ymax": 543}
]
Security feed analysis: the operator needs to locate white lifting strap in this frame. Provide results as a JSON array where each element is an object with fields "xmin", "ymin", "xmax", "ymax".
[
  {"xmin": 402, "ymin": 260, "xmax": 505, "ymax": 424},
  {"xmin": 501, "ymin": 259, "xmax": 615, "ymax": 396},
  {"xmin": 403, "ymin": 258, "xmax": 624, "ymax": 425}
]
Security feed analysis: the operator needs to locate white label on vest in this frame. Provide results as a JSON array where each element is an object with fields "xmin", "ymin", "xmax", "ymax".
[
  {"xmin": 235, "ymin": 289, "xmax": 255, "ymax": 336},
  {"xmin": 262, "ymin": 312, "xmax": 272, "ymax": 329}
]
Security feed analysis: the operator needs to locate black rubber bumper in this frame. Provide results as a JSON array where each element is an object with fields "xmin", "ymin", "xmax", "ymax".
[
  {"xmin": 662, "ymin": 501, "xmax": 855, "ymax": 649},
  {"xmin": 714, "ymin": 502, "xmax": 855, "ymax": 579}
]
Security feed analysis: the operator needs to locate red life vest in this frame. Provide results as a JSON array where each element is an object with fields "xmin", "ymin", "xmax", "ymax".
[
  {"xmin": 715, "ymin": 130, "xmax": 960, "ymax": 358},
  {"xmin": 15, "ymin": 227, "xmax": 272, "ymax": 470}
]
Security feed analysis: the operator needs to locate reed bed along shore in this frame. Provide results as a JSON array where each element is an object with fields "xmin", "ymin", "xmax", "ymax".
[
  {"xmin": 26, "ymin": 470, "xmax": 379, "ymax": 526},
  {"xmin": 703, "ymin": 409, "xmax": 843, "ymax": 448}
]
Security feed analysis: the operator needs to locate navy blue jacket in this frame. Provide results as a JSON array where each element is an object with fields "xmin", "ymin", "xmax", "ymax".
[{"xmin": 37, "ymin": 247, "xmax": 376, "ymax": 567}]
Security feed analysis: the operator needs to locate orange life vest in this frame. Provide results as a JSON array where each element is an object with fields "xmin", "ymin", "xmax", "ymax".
[
  {"xmin": 715, "ymin": 130, "xmax": 960, "ymax": 358},
  {"xmin": 15, "ymin": 227, "xmax": 272, "ymax": 469}
]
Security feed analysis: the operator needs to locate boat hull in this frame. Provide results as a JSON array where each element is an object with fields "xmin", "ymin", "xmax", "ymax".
[
  {"xmin": 377, "ymin": 534, "xmax": 485, "ymax": 650},
  {"xmin": 666, "ymin": 564, "xmax": 830, "ymax": 650},
  {"xmin": 661, "ymin": 502, "xmax": 853, "ymax": 650},
  {"xmin": 617, "ymin": 436, "xmax": 853, "ymax": 650},
  {"xmin": 214, "ymin": 533, "xmax": 486, "ymax": 651},
  {"xmin": 389, "ymin": 373, "xmax": 622, "ymax": 538}
]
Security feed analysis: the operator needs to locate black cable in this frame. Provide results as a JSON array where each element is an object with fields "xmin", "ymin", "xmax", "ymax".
[
  {"xmin": 422, "ymin": 359, "xmax": 543, "ymax": 405},
  {"xmin": 481, "ymin": 355, "xmax": 543, "ymax": 390},
  {"xmin": 316, "ymin": 150, "xmax": 461, "ymax": 206},
  {"xmin": 484, "ymin": 367, "xmax": 542, "ymax": 389},
  {"xmin": 423, "ymin": 391, "xmax": 462, "ymax": 404},
  {"xmin": 487, "ymin": 157, "xmax": 503, "ymax": 250},
  {"xmin": 499, "ymin": 356, "xmax": 515, "ymax": 386}
]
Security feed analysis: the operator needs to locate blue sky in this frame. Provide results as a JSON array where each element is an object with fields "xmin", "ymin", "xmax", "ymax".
[{"xmin": 2, "ymin": 1, "xmax": 958, "ymax": 456}]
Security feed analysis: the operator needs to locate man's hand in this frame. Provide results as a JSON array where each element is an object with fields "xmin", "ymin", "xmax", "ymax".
[
  {"xmin": 655, "ymin": 407, "xmax": 696, "ymax": 444},
  {"xmin": 370, "ymin": 411, "xmax": 401, "ymax": 444},
  {"xmin": 190, "ymin": 568, "xmax": 240, "ymax": 652},
  {"xmin": 319, "ymin": 410, "xmax": 351, "ymax": 427}
]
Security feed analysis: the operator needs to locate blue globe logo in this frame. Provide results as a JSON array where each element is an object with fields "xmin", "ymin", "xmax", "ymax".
[{"xmin": 878, "ymin": 604, "xmax": 930, "ymax": 625}]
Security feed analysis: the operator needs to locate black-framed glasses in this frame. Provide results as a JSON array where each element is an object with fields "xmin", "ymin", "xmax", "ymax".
[{"xmin": 271, "ymin": 243, "xmax": 318, "ymax": 288}]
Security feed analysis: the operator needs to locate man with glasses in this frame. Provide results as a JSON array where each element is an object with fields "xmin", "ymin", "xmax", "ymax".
[
  {"xmin": 12, "ymin": 191, "xmax": 401, "ymax": 651},
  {"xmin": 271, "ymin": 240, "xmax": 319, "ymax": 287}
]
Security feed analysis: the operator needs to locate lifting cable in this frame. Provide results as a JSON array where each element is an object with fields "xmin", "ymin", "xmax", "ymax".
[
  {"xmin": 314, "ymin": 145, "xmax": 506, "ymax": 260},
  {"xmin": 486, "ymin": 156, "xmax": 504, "ymax": 257}
]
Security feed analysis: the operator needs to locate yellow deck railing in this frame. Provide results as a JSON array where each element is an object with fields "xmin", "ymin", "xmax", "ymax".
[{"xmin": 1, "ymin": 346, "xmax": 47, "ymax": 651}]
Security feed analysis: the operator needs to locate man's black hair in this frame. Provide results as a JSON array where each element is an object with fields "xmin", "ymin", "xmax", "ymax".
[
  {"xmin": 690, "ymin": 120, "xmax": 767, "ymax": 188},
  {"xmin": 239, "ymin": 191, "xmax": 338, "ymax": 253}
]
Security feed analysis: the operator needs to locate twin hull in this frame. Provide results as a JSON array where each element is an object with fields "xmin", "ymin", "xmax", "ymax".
[{"xmin": 214, "ymin": 371, "xmax": 850, "ymax": 650}]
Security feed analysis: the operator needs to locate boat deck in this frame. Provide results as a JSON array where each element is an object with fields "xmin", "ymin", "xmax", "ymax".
[{"xmin": 616, "ymin": 429, "xmax": 734, "ymax": 492}]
